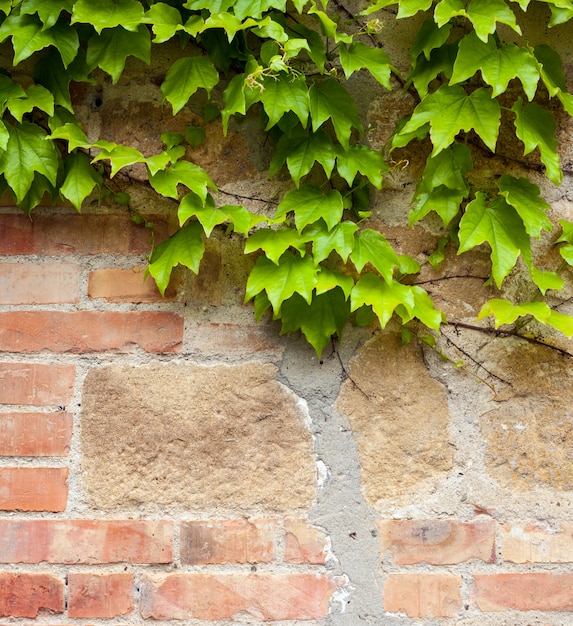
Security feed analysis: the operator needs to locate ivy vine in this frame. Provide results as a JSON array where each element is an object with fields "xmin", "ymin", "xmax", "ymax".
[{"xmin": 2, "ymin": 0, "xmax": 573, "ymax": 356}]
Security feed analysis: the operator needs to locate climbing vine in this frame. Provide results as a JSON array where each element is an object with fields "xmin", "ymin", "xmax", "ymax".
[{"xmin": 2, "ymin": 0, "xmax": 573, "ymax": 355}]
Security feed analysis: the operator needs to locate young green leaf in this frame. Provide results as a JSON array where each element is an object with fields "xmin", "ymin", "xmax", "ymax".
[
  {"xmin": 351, "ymin": 229, "xmax": 399, "ymax": 283},
  {"xmin": 6, "ymin": 84, "xmax": 54, "ymax": 122},
  {"xmin": 149, "ymin": 160, "xmax": 217, "ymax": 201},
  {"xmin": 339, "ymin": 41, "xmax": 393, "ymax": 89},
  {"xmin": 71, "ymin": 0, "xmax": 144, "ymax": 33},
  {"xmin": 275, "ymin": 185, "xmax": 344, "ymax": 231},
  {"xmin": 20, "ymin": 0, "xmax": 74, "ymax": 30},
  {"xmin": 244, "ymin": 227, "xmax": 307, "ymax": 264},
  {"xmin": 60, "ymin": 151, "xmax": 103, "ymax": 210},
  {"xmin": 411, "ymin": 17, "xmax": 452, "ymax": 61},
  {"xmin": 91, "ymin": 142, "xmax": 146, "ymax": 178},
  {"xmin": 148, "ymin": 220, "xmax": 205, "ymax": 294},
  {"xmin": 434, "ymin": 0, "xmax": 521, "ymax": 41},
  {"xmin": 351, "ymin": 273, "xmax": 415, "ymax": 328},
  {"xmin": 258, "ymin": 74, "xmax": 309, "ymax": 130},
  {"xmin": 162, "ymin": 56, "xmax": 219, "ymax": 115},
  {"xmin": 305, "ymin": 220, "xmax": 358, "ymax": 264},
  {"xmin": 336, "ymin": 144, "xmax": 387, "ymax": 189},
  {"xmin": 498, "ymin": 175, "xmax": 552, "ymax": 237},
  {"xmin": 142, "ymin": 3, "xmax": 182, "ymax": 43}
]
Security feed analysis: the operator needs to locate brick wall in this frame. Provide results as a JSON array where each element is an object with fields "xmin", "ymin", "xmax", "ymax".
[{"xmin": 2, "ymin": 209, "xmax": 573, "ymax": 625}]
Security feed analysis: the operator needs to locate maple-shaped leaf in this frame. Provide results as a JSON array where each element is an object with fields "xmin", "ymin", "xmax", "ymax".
[
  {"xmin": 91, "ymin": 141, "xmax": 146, "ymax": 178},
  {"xmin": 176, "ymin": 193, "xmax": 226, "ymax": 235},
  {"xmin": 20, "ymin": 0, "xmax": 74, "ymax": 30},
  {"xmin": 498, "ymin": 175, "xmax": 552, "ymax": 237},
  {"xmin": 233, "ymin": 0, "xmax": 287, "ymax": 20},
  {"xmin": 280, "ymin": 288, "xmax": 350, "ymax": 356},
  {"xmin": 244, "ymin": 227, "xmax": 307, "ymax": 264},
  {"xmin": 351, "ymin": 273, "xmax": 415, "ymax": 328},
  {"xmin": 336, "ymin": 144, "xmax": 387, "ymax": 189},
  {"xmin": 148, "ymin": 220, "xmax": 205, "ymax": 295},
  {"xmin": 434, "ymin": 0, "xmax": 521, "ymax": 41},
  {"xmin": 275, "ymin": 185, "xmax": 344, "ymax": 231},
  {"xmin": 339, "ymin": 41, "xmax": 393, "ymax": 89},
  {"xmin": 269, "ymin": 128, "xmax": 336, "ymax": 186},
  {"xmin": 142, "ymin": 3, "xmax": 183, "ymax": 43},
  {"xmin": 16, "ymin": 173, "xmax": 56, "ymax": 214},
  {"xmin": 245, "ymin": 251, "xmax": 318, "ymax": 311},
  {"xmin": 478, "ymin": 298, "xmax": 573, "ymax": 337},
  {"xmin": 258, "ymin": 74, "xmax": 309, "ymax": 130},
  {"xmin": 86, "ymin": 25, "xmax": 150, "ymax": 84},
  {"xmin": 184, "ymin": 0, "xmax": 234, "ymax": 11},
  {"xmin": 451, "ymin": 33, "xmax": 539, "ymax": 100},
  {"xmin": 411, "ymin": 17, "xmax": 452, "ymax": 61},
  {"xmin": 72, "ymin": 0, "xmax": 144, "ymax": 33},
  {"xmin": 351, "ymin": 229, "xmax": 399, "ymax": 283},
  {"xmin": 288, "ymin": 22, "xmax": 326, "ymax": 72},
  {"xmin": 0, "ymin": 14, "xmax": 79, "ymax": 67},
  {"xmin": 304, "ymin": 220, "xmax": 358, "ymax": 264},
  {"xmin": 0, "ymin": 122, "xmax": 60, "ymax": 203},
  {"xmin": 533, "ymin": 44, "xmax": 573, "ymax": 116},
  {"xmin": 60, "ymin": 151, "xmax": 102, "ymax": 210},
  {"xmin": 548, "ymin": 3, "xmax": 573, "ymax": 26},
  {"xmin": 316, "ymin": 269, "xmax": 355, "ymax": 299},
  {"xmin": 512, "ymin": 99, "xmax": 561, "ymax": 186},
  {"xmin": 408, "ymin": 43, "xmax": 457, "ymax": 98},
  {"xmin": 397, "ymin": 0, "xmax": 433, "ymax": 18},
  {"xmin": 397, "ymin": 285, "xmax": 444, "ymax": 329},
  {"xmin": 458, "ymin": 192, "xmax": 528, "ymax": 287},
  {"xmin": 417, "ymin": 142, "xmax": 472, "ymax": 195},
  {"xmin": 0, "ymin": 74, "xmax": 26, "ymax": 112},
  {"xmin": 309, "ymin": 79, "xmax": 363, "ymax": 149},
  {"xmin": 161, "ymin": 56, "xmax": 219, "ymax": 115},
  {"xmin": 6, "ymin": 85, "xmax": 54, "ymax": 122},
  {"xmin": 149, "ymin": 160, "xmax": 216, "ymax": 201},
  {"xmin": 221, "ymin": 205, "xmax": 266, "ymax": 235},
  {"xmin": 49, "ymin": 122, "xmax": 91, "ymax": 151},
  {"xmin": 410, "ymin": 188, "xmax": 465, "ymax": 227},
  {"xmin": 33, "ymin": 48, "xmax": 73, "ymax": 111},
  {"xmin": 397, "ymin": 85, "xmax": 500, "ymax": 154},
  {"xmin": 308, "ymin": 7, "xmax": 352, "ymax": 42}
]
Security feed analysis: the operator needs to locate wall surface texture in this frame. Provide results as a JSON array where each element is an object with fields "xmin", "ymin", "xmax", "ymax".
[{"xmin": 2, "ymin": 7, "xmax": 573, "ymax": 626}]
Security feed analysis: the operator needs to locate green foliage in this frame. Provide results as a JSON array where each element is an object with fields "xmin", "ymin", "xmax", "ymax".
[{"xmin": 1, "ymin": 0, "xmax": 573, "ymax": 356}]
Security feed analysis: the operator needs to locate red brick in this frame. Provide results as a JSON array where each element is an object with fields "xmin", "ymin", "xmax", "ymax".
[
  {"xmin": 140, "ymin": 573, "xmax": 339, "ymax": 620},
  {"xmin": 0, "ymin": 413, "xmax": 72, "ymax": 456},
  {"xmin": 384, "ymin": 574, "xmax": 462, "ymax": 618},
  {"xmin": 180, "ymin": 519, "xmax": 276, "ymax": 565},
  {"xmin": 0, "ymin": 519, "xmax": 173, "ymax": 563},
  {"xmin": 0, "ymin": 311, "xmax": 183, "ymax": 353},
  {"xmin": 0, "ymin": 467, "xmax": 68, "ymax": 511},
  {"xmin": 0, "ymin": 572, "xmax": 64, "ymax": 617},
  {"xmin": 68, "ymin": 573, "xmax": 133, "ymax": 618},
  {"xmin": 0, "ymin": 262, "xmax": 80, "ymax": 304},
  {"xmin": 0, "ymin": 214, "xmax": 168, "ymax": 255},
  {"xmin": 378, "ymin": 519, "xmax": 496, "ymax": 565},
  {"xmin": 0, "ymin": 363, "xmax": 75, "ymax": 406},
  {"xmin": 88, "ymin": 267, "xmax": 176, "ymax": 302},
  {"xmin": 501, "ymin": 522, "xmax": 573, "ymax": 563},
  {"xmin": 284, "ymin": 518, "xmax": 328, "ymax": 564},
  {"xmin": 471, "ymin": 573, "xmax": 573, "ymax": 611}
]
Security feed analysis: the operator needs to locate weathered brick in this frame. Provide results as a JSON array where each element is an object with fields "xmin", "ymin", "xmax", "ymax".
[
  {"xmin": 140, "ymin": 573, "xmax": 338, "ymax": 620},
  {"xmin": 187, "ymin": 323, "xmax": 284, "ymax": 358},
  {"xmin": 0, "ymin": 262, "xmax": 81, "ymax": 304},
  {"xmin": 0, "ymin": 467, "xmax": 68, "ymax": 511},
  {"xmin": 471, "ymin": 573, "xmax": 573, "ymax": 611},
  {"xmin": 378, "ymin": 519, "xmax": 496, "ymax": 564},
  {"xmin": 0, "ymin": 519, "xmax": 173, "ymax": 563},
  {"xmin": 284, "ymin": 518, "xmax": 328, "ymax": 564},
  {"xmin": 0, "ymin": 413, "xmax": 72, "ymax": 456},
  {"xmin": 0, "ymin": 363, "xmax": 75, "ymax": 406},
  {"xmin": 384, "ymin": 574, "xmax": 462, "ymax": 618},
  {"xmin": 88, "ymin": 267, "xmax": 176, "ymax": 302},
  {"xmin": 0, "ymin": 311, "xmax": 183, "ymax": 353},
  {"xmin": 180, "ymin": 519, "xmax": 276, "ymax": 565},
  {"xmin": 68, "ymin": 573, "xmax": 133, "ymax": 618},
  {"xmin": 0, "ymin": 214, "xmax": 168, "ymax": 255},
  {"xmin": 0, "ymin": 572, "xmax": 64, "ymax": 617},
  {"xmin": 501, "ymin": 522, "xmax": 573, "ymax": 563}
]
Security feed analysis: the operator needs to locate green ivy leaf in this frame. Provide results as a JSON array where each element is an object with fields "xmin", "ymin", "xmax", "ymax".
[
  {"xmin": 397, "ymin": 285, "xmax": 444, "ymax": 329},
  {"xmin": 498, "ymin": 175, "xmax": 552, "ymax": 237},
  {"xmin": 512, "ymin": 99, "xmax": 561, "ymax": 186},
  {"xmin": 244, "ymin": 227, "xmax": 307, "ymax": 264},
  {"xmin": 450, "ymin": 33, "xmax": 539, "ymax": 100},
  {"xmin": 309, "ymin": 79, "xmax": 363, "ymax": 149},
  {"xmin": 458, "ymin": 192, "xmax": 527, "ymax": 287},
  {"xmin": 49, "ymin": 122, "xmax": 91, "ymax": 151},
  {"xmin": 269, "ymin": 128, "xmax": 337, "ymax": 186},
  {"xmin": 351, "ymin": 229, "xmax": 399, "ymax": 283},
  {"xmin": 143, "ymin": 3, "xmax": 182, "ymax": 43},
  {"xmin": 316, "ymin": 269, "xmax": 355, "ymax": 299},
  {"xmin": 275, "ymin": 185, "xmax": 344, "ymax": 231},
  {"xmin": 233, "ymin": 0, "xmax": 287, "ymax": 20},
  {"xmin": 0, "ymin": 122, "xmax": 60, "ymax": 203},
  {"xmin": 0, "ymin": 74, "xmax": 26, "ymax": 111},
  {"xmin": 148, "ymin": 220, "xmax": 205, "ymax": 295},
  {"xmin": 533, "ymin": 44, "xmax": 573, "ymax": 116},
  {"xmin": 351, "ymin": 273, "xmax": 414, "ymax": 328},
  {"xmin": 161, "ymin": 56, "xmax": 219, "ymax": 115},
  {"xmin": 60, "ymin": 151, "xmax": 102, "ymax": 210},
  {"xmin": 434, "ymin": 0, "xmax": 521, "ymax": 41},
  {"xmin": 398, "ymin": 0, "xmax": 433, "ymax": 18},
  {"xmin": 149, "ymin": 160, "xmax": 217, "ymax": 201},
  {"xmin": 33, "ymin": 48, "xmax": 73, "ymax": 111},
  {"xmin": 86, "ymin": 25, "xmax": 151, "ymax": 84},
  {"xmin": 6, "ymin": 85, "xmax": 54, "ymax": 122},
  {"xmin": 336, "ymin": 144, "xmax": 387, "ymax": 189},
  {"xmin": 304, "ymin": 220, "xmax": 358, "ymax": 264},
  {"xmin": 397, "ymin": 85, "xmax": 501, "ymax": 154},
  {"xmin": 221, "ymin": 204, "xmax": 266, "ymax": 235},
  {"xmin": 411, "ymin": 17, "xmax": 452, "ymax": 61},
  {"xmin": 339, "ymin": 41, "xmax": 393, "ymax": 89},
  {"xmin": 20, "ymin": 0, "xmax": 74, "ymax": 30},
  {"xmin": 408, "ymin": 43, "xmax": 457, "ymax": 98},
  {"xmin": 478, "ymin": 298, "xmax": 573, "ymax": 337},
  {"xmin": 280, "ymin": 288, "xmax": 350, "ymax": 356},
  {"xmin": 91, "ymin": 141, "xmax": 146, "ymax": 177},
  {"xmin": 410, "ymin": 187, "xmax": 466, "ymax": 227},
  {"xmin": 72, "ymin": 0, "xmax": 144, "ymax": 33},
  {"xmin": 258, "ymin": 74, "xmax": 309, "ymax": 130},
  {"xmin": 245, "ymin": 251, "xmax": 318, "ymax": 311}
]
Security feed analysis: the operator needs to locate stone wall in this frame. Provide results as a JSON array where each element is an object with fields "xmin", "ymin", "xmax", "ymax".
[{"xmin": 1, "ymin": 7, "xmax": 573, "ymax": 625}]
